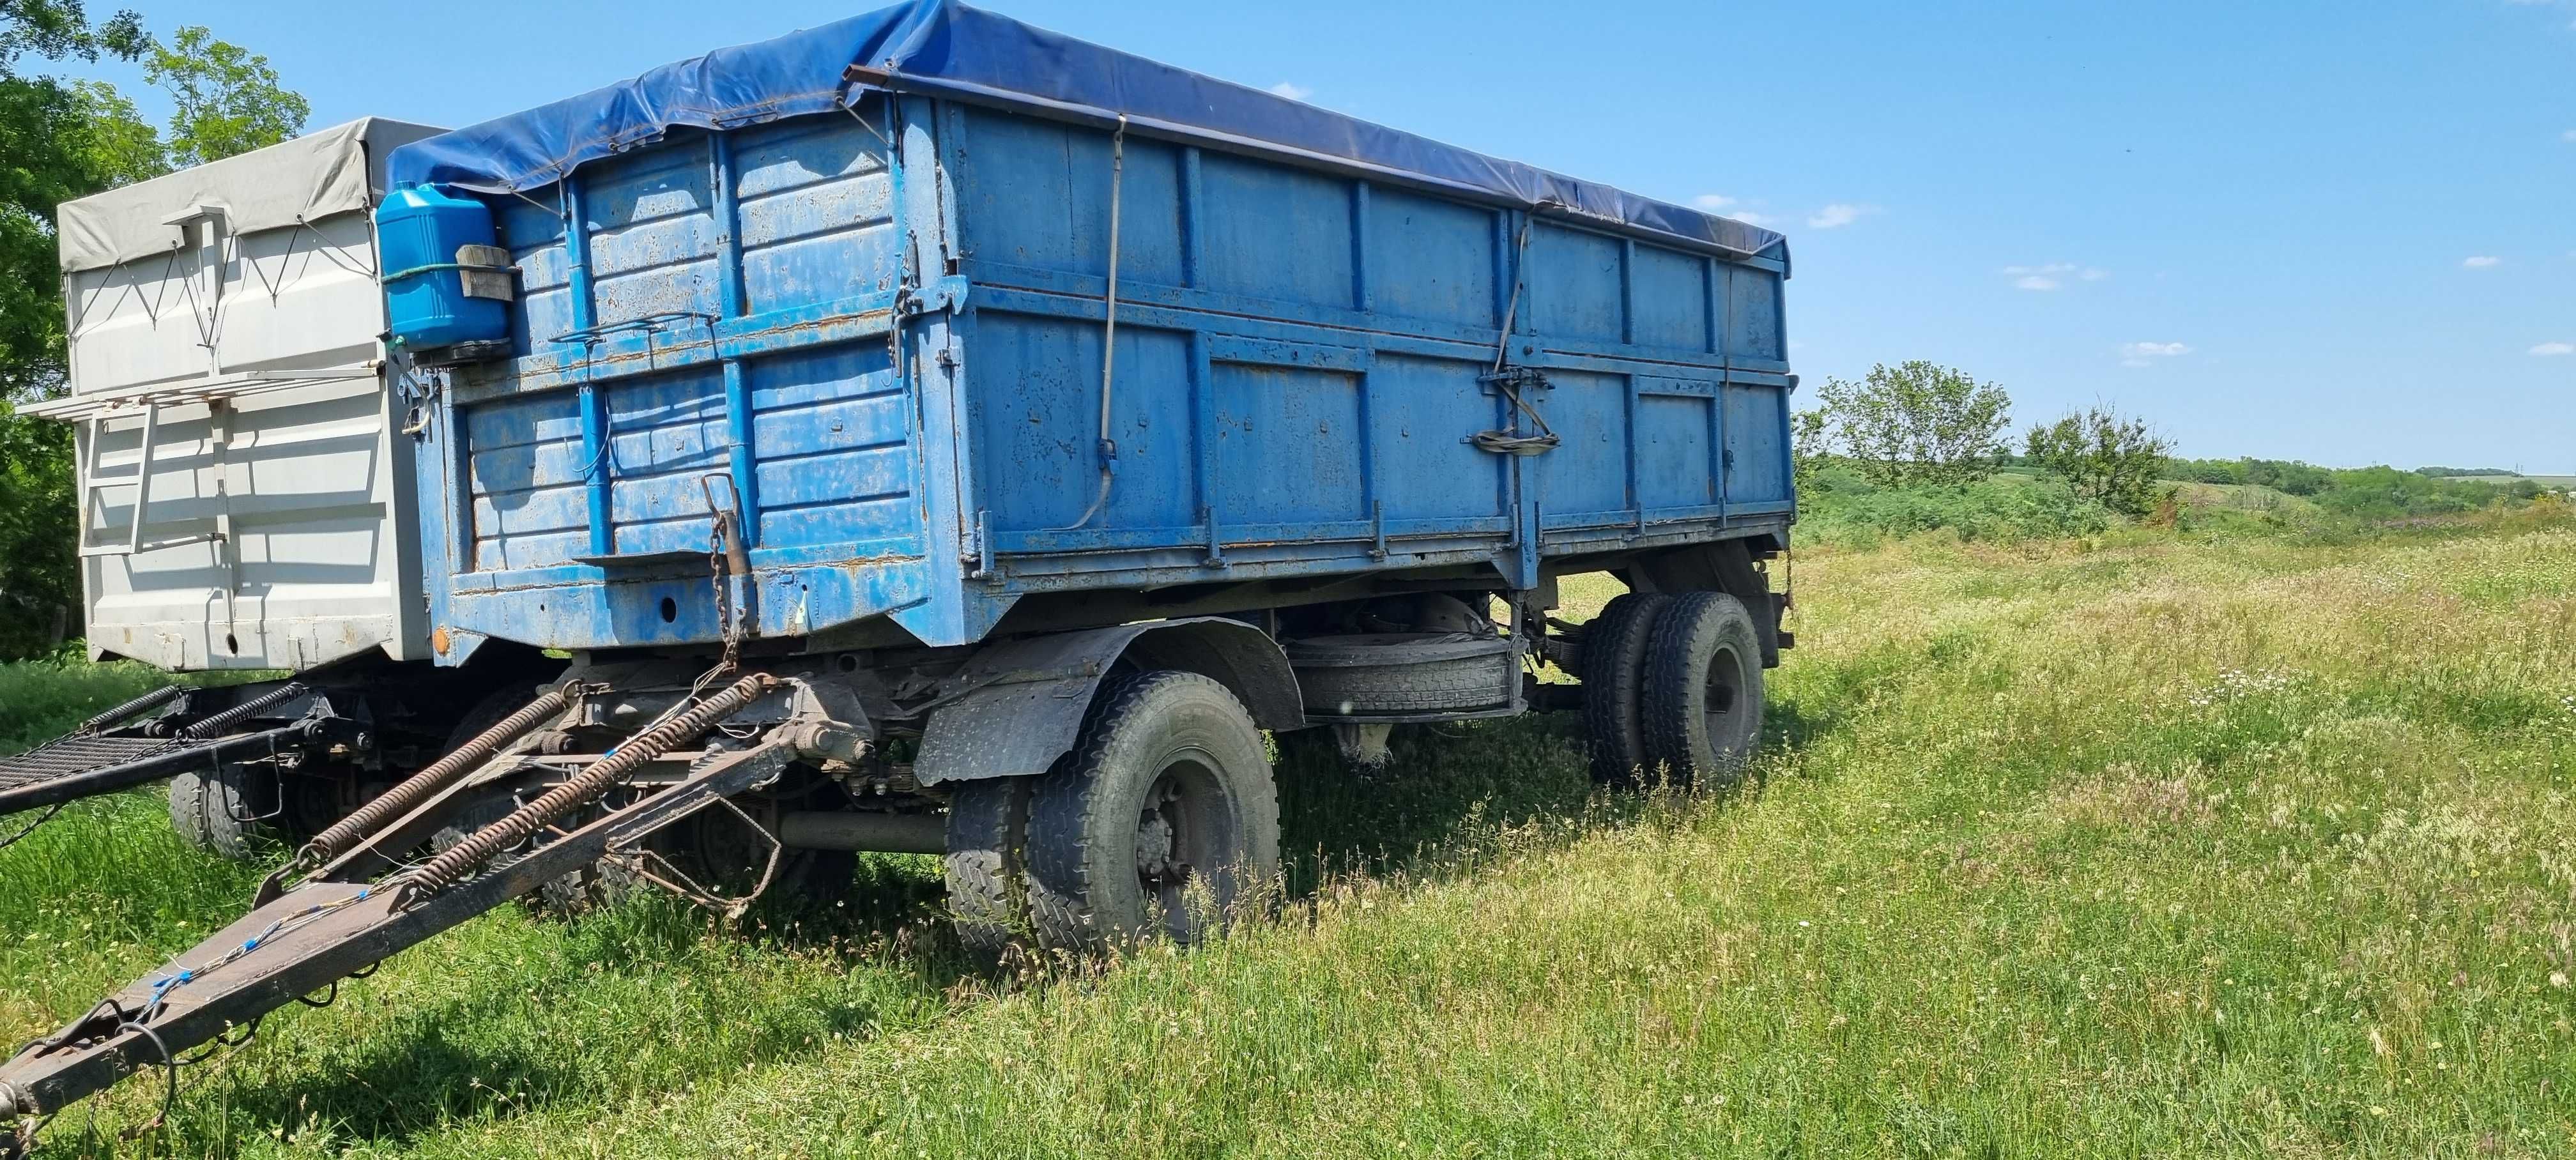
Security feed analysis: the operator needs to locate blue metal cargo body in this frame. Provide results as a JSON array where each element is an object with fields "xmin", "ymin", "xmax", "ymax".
[{"xmin": 391, "ymin": 0, "xmax": 1794, "ymax": 663}]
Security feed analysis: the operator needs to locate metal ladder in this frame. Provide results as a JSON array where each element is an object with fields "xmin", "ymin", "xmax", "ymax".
[{"xmin": 76, "ymin": 401, "xmax": 229, "ymax": 560}]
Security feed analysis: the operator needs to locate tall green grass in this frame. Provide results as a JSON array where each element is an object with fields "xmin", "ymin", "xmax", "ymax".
[
  {"xmin": 4, "ymin": 516, "xmax": 2574, "ymax": 1156},
  {"xmin": 0, "ymin": 650, "xmax": 173, "ymax": 756}
]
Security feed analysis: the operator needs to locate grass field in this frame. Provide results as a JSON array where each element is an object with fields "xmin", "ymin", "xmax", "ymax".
[{"xmin": 4, "ymin": 508, "xmax": 2574, "ymax": 1156}]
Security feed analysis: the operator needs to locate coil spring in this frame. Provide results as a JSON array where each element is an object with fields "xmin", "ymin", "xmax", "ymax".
[
  {"xmin": 291, "ymin": 682, "xmax": 581, "ymax": 871},
  {"xmin": 76, "ymin": 685, "xmax": 186, "ymax": 735},
  {"xmin": 395, "ymin": 673, "xmax": 776, "ymax": 902},
  {"xmin": 175, "ymin": 682, "xmax": 311, "ymax": 741}
]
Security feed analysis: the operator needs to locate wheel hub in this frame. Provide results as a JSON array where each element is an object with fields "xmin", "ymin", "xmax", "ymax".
[
  {"xmin": 1135, "ymin": 814, "xmax": 1175, "ymax": 878},
  {"xmin": 1703, "ymin": 646, "xmax": 1741, "ymax": 735},
  {"xmin": 1135, "ymin": 775, "xmax": 1184, "ymax": 882}
]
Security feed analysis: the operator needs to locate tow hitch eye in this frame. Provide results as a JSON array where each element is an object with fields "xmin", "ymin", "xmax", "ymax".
[{"xmin": 788, "ymin": 723, "xmax": 871, "ymax": 766}]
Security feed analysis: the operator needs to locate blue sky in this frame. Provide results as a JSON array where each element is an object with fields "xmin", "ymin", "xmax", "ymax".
[{"xmin": 58, "ymin": 0, "xmax": 2575, "ymax": 469}]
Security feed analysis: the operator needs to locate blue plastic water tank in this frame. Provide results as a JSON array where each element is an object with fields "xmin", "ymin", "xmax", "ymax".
[{"xmin": 376, "ymin": 183, "xmax": 509, "ymax": 349}]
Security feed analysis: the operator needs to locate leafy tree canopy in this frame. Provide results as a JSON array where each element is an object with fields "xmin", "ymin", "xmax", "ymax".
[
  {"xmin": 147, "ymin": 26, "xmax": 305, "ymax": 168},
  {"xmin": 0, "ymin": 1, "xmax": 144, "ymax": 76},
  {"xmin": 1811, "ymin": 361, "xmax": 2014, "ymax": 488}
]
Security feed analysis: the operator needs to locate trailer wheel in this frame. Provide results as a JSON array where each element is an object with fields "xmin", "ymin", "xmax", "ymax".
[
  {"xmin": 1641, "ymin": 591, "xmax": 1766, "ymax": 785},
  {"xmin": 169, "ymin": 764, "xmax": 280, "ymax": 860},
  {"xmin": 1024, "ymin": 671, "xmax": 1279, "ymax": 950},
  {"xmin": 1581, "ymin": 592, "xmax": 1674, "ymax": 784},
  {"xmin": 944, "ymin": 776, "xmax": 1032, "ymax": 955}
]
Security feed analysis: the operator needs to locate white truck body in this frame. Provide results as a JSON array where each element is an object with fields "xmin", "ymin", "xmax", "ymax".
[{"xmin": 26, "ymin": 118, "xmax": 445, "ymax": 672}]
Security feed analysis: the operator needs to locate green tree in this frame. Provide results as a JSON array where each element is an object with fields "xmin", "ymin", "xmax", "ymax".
[
  {"xmin": 0, "ymin": 4, "xmax": 307, "ymax": 657},
  {"xmin": 0, "ymin": 1, "xmax": 143, "ymax": 70},
  {"xmin": 146, "ymin": 25, "xmax": 305, "ymax": 167},
  {"xmin": 1789, "ymin": 405, "xmax": 1830, "ymax": 498},
  {"xmin": 2023, "ymin": 405, "xmax": 2173, "ymax": 517},
  {"xmin": 1813, "ymin": 361, "xmax": 2013, "ymax": 487}
]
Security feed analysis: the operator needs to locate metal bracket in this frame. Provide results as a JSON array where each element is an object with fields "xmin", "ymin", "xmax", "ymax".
[
  {"xmin": 551, "ymin": 311, "xmax": 714, "ymax": 350},
  {"xmin": 970, "ymin": 508, "xmax": 997, "ymax": 581},
  {"xmin": 1476, "ymin": 365, "xmax": 1553, "ymax": 397}
]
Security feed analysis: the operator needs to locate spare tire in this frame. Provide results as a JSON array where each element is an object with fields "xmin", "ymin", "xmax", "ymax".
[{"xmin": 1284, "ymin": 632, "xmax": 1517, "ymax": 719}]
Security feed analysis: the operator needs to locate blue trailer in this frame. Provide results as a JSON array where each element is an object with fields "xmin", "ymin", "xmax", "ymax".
[{"xmin": 1, "ymin": 1, "xmax": 1795, "ymax": 1127}]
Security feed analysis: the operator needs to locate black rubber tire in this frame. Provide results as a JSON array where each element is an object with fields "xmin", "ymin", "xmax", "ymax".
[
  {"xmin": 1580, "ymin": 592, "xmax": 1674, "ymax": 784},
  {"xmin": 168, "ymin": 764, "xmax": 280, "ymax": 860},
  {"xmin": 1025, "ymin": 671, "xmax": 1280, "ymax": 951},
  {"xmin": 1641, "ymin": 591, "xmax": 1767, "ymax": 786},
  {"xmin": 944, "ymin": 775, "xmax": 1033, "ymax": 955}
]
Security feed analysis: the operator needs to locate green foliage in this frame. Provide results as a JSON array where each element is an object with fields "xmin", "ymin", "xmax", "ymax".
[
  {"xmin": 0, "ymin": 1, "xmax": 142, "ymax": 75},
  {"xmin": 1798, "ymin": 461, "xmax": 2112, "ymax": 545},
  {"xmin": 144, "ymin": 26, "xmax": 306, "ymax": 168},
  {"xmin": 0, "ymin": 642, "xmax": 166, "ymax": 753},
  {"xmin": 2168, "ymin": 456, "xmax": 2530, "ymax": 521},
  {"xmin": 2023, "ymin": 404, "xmax": 2173, "ymax": 517},
  {"xmin": 2414, "ymin": 466, "xmax": 2517, "ymax": 477},
  {"xmin": 1811, "ymin": 360, "xmax": 2013, "ymax": 487},
  {"xmin": 65, "ymin": 75, "xmax": 162, "ymax": 181},
  {"xmin": 1788, "ymin": 404, "xmax": 1829, "ymax": 497},
  {"xmin": 0, "ymin": 401, "xmax": 75, "ymax": 656},
  {"xmin": 2165, "ymin": 455, "xmax": 2335, "ymax": 496}
]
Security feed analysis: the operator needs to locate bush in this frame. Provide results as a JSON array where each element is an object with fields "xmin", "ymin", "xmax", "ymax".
[
  {"xmin": 1800, "ymin": 469, "xmax": 2112, "ymax": 545},
  {"xmin": 2023, "ymin": 406, "xmax": 2171, "ymax": 517}
]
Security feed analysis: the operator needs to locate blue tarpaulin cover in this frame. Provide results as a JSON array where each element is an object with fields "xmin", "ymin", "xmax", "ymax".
[{"xmin": 389, "ymin": 0, "xmax": 1787, "ymax": 266}]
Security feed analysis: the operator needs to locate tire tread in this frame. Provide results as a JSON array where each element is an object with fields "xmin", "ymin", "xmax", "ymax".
[
  {"xmin": 1641, "ymin": 591, "xmax": 1765, "ymax": 786},
  {"xmin": 1024, "ymin": 671, "xmax": 1277, "ymax": 951},
  {"xmin": 1581, "ymin": 592, "xmax": 1673, "ymax": 784}
]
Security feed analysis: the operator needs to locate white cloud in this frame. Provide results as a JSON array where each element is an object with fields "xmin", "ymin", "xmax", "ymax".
[
  {"xmin": 2532, "ymin": 342, "xmax": 2575, "ymax": 356},
  {"xmin": 1692, "ymin": 194, "xmax": 1776, "ymax": 227},
  {"xmin": 1268, "ymin": 82, "xmax": 1312, "ymax": 101},
  {"xmin": 2463, "ymin": 255, "xmax": 2502, "ymax": 268},
  {"xmin": 1806, "ymin": 202, "xmax": 1877, "ymax": 229},
  {"xmin": 2001, "ymin": 262, "xmax": 2107, "ymax": 291},
  {"xmin": 2119, "ymin": 341, "xmax": 2192, "ymax": 360}
]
